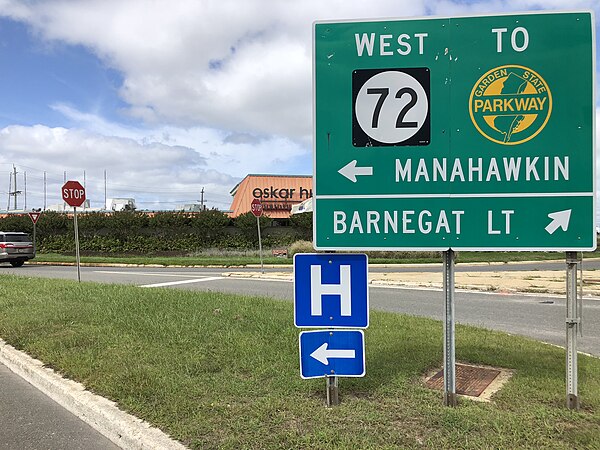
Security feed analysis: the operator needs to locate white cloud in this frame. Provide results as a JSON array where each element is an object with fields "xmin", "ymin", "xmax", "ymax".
[
  {"xmin": 0, "ymin": 0, "xmax": 433, "ymax": 139},
  {"xmin": 0, "ymin": 115, "xmax": 309, "ymax": 209},
  {"xmin": 2, "ymin": 0, "xmax": 597, "ymax": 139}
]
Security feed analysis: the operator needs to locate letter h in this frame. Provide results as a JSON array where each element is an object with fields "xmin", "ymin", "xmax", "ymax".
[{"xmin": 310, "ymin": 265, "xmax": 352, "ymax": 316}]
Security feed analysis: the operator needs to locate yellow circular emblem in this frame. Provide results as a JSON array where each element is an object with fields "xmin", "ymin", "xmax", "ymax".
[{"xmin": 469, "ymin": 65, "xmax": 552, "ymax": 145}]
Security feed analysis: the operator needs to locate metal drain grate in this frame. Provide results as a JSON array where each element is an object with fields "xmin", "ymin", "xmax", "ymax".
[{"xmin": 425, "ymin": 364, "xmax": 501, "ymax": 397}]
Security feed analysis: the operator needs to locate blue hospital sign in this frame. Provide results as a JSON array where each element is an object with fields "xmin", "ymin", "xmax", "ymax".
[{"xmin": 294, "ymin": 253, "xmax": 369, "ymax": 328}]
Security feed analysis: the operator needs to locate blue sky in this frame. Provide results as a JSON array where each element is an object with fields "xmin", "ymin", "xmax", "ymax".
[
  {"xmin": 0, "ymin": 20, "xmax": 126, "ymax": 129},
  {"xmin": 0, "ymin": 0, "xmax": 598, "ymax": 212}
]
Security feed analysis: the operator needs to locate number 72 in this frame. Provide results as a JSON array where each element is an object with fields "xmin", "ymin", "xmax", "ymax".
[{"xmin": 366, "ymin": 87, "xmax": 419, "ymax": 129}]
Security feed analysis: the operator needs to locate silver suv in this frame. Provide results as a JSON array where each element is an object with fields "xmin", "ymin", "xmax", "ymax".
[{"xmin": 0, "ymin": 232, "xmax": 35, "ymax": 267}]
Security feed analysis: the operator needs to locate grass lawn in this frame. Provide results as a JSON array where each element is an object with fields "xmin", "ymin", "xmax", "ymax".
[{"xmin": 0, "ymin": 275, "xmax": 599, "ymax": 449}]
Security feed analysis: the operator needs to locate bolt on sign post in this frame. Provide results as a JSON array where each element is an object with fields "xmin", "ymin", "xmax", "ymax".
[
  {"xmin": 28, "ymin": 212, "xmax": 41, "ymax": 254},
  {"xmin": 313, "ymin": 12, "xmax": 595, "ymax": 408},
  {"xmin": 62, "ymin": 181, "xmax": 86, "ymax": 282},
  {"xmin": 250, "ymin": 198, "xmax": 264, "ymax": 273}
]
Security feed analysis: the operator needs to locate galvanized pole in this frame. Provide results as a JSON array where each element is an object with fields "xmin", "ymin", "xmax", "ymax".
[
  {"xmin": 326, "ymin": 376, "xmax": 339, "ymax": 407},
  {"xmin": 443, "ymin": 249, "xmax": 457, "ymax": 407},
  {"xmin": 7, "ymin": 172, "xmax": 11, "ymax": 211},
  {"xmin": 256, "ymin": 215, "xmax": 264, "ymax": 274},
  {"xmin": 74, "ymin": 207, "xmax": 81, "ymax": 283},
  {"xmin": 32, "ymin": 222, "xmax": 36, "ymax": 255},
  {"xmin": 12, "ymin": 165, "xmax": 18, "ymax": 210},
  {"xmin": 566, "ymin": 252, "xmax": 579, "ymax": 410}
]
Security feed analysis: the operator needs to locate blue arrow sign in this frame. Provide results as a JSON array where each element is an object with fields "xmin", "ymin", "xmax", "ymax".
[
  {"xmin": 299, "ymin": 330, "xmax": 365, "ymax": 379},
  {"xmin": 294, "ymin": 253, "xmax": 369, "ymax": 328}
]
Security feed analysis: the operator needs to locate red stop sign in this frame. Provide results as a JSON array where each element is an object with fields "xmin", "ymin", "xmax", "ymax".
[
  {"xmin": 62, "ymin": 180, "xmax": 86, "ymax": 207},
  {"xmin": 250, "ymin": 198, "xmax": 263, "ymax": 217}
]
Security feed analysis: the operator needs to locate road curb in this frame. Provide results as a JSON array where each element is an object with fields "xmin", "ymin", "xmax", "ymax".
[{"xmin": 0, "ymin": 339, "xmax": 187, "ymax": 450}]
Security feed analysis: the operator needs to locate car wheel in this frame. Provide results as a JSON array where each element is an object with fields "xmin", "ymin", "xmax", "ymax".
[{"xmin": 9, "ymin": 260, "xmax": 24, "ymax": 267}]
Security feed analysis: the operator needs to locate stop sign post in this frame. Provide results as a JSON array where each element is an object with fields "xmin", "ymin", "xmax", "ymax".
[
  {"xmin": 251, "ymin": 198, "xmax": 264, "ymax": 273},
  {"xmin": 62, "ymin": 180, "xmax": 85, "ymax": 282}
]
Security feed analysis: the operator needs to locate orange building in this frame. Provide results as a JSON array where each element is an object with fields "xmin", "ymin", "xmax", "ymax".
[{"xmin": 229, "ymin": 174, "xmax": 313, "ymax": 219}]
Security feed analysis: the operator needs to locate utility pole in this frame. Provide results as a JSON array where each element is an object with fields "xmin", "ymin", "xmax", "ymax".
[
  {"xmin": 200, "ymin": 187, "xmax": 205, "ymax": 210},
  {"xmin": 6, "ymin": 173, "xmax": 11, "ymax": 211},
  {"xmin": 24, "ymin": 171, "xmax": 27, "ymax": 210},
  {"xmin": 9, "ymin": 165, "xmax": 21, "ymax": 210}
]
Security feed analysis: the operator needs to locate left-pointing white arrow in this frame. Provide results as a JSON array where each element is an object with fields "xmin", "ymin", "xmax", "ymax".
[
  {"xmin": 338, "ymin": 160, "xmax": 373, "ymax": 183},
  {"xmin": 310, "ymin": 343, "xmax": 355, "ymax": 365},
  {"xmin": 545, "ymin": 209, "xmax": 572, "ymax": 235}
]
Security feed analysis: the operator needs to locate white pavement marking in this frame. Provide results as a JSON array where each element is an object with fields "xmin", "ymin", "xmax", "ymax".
[{"xmin": 140, "ymin": 277, "xmax": 224, "ymax": 288}]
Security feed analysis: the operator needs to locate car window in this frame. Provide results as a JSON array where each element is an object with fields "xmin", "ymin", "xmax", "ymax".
[{"xmin": 5, "ymin": 234, "xmax": 31, "ymax": 242}]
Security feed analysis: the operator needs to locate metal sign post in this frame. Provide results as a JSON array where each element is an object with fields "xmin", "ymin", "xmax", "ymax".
[
  {"xmin": 443, "ymin": 250, "xmax": 457, "ymax": 407},
  {"xmin": 566, "ymin": 252, "xmax": 580, "ymax": 409},
  {"xmin": 256, "ymin": 215, "xmax": 264, "ymax": 274},
  {"xmin": 326, "ymin": 376, "xmax": 339, "ymax": 407},
  {"xmin": 73, "ymin": 207, "xmax": 81, "ymax": 283},
  {"xmin": 251, "ymin": 198, "xmax": 264, "ymax": 274}
]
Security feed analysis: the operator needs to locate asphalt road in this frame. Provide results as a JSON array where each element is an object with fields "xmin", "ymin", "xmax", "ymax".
[
  {"xmin": 0, "ymin": 362, "xmax": 120, "ymax": 450},
  {"xmin": 2, "ymin": 262, "xmax": 599, "ymax": 356}
]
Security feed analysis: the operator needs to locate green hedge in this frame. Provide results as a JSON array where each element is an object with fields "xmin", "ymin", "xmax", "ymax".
[{"xmin": 0, "ymin": 211, "xmax": 311, "ymax": 254}]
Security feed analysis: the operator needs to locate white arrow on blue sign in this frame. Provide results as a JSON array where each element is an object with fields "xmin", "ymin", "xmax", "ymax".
[
  {"xmin": 293, "ymin": 253, "xmax": 369, "ymax": 328},
  {"xmin": 299, "ymin": 330, "xmax": 365, "ymax": 379}
]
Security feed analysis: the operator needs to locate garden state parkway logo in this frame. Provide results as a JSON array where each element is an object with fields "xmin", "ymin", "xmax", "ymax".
[{"xmin": 469, "ymin": 65, "xmax": 552, "ymax": 145}]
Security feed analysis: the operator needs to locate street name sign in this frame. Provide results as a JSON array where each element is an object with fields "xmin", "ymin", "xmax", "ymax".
[
  {"xmin": 313, "ymin": 11, "xmax": 595, "ymax": 251},
  {"xmin": 294, "ymin": 253, "xmax": 369, "ymax": 328},
  {"xmin": 299, "ymin": 330, "xmax": 366, "ymax": 379}
]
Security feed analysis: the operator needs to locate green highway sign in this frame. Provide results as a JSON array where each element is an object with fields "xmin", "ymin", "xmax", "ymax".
[{"xmin": 313, "ymin": 11, "xmax": 596, "ymax": 251}]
